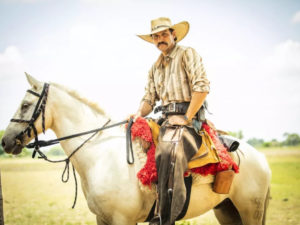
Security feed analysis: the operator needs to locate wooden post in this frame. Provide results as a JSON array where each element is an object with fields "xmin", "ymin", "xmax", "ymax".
[{"xmin": 0, "ymin": 170, "xmax": 4, "ymax": 225}]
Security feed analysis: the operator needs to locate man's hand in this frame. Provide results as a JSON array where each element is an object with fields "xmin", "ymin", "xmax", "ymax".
[
  {"xmin": 127, "ymin": 101, "xmax": 152, "ymax": 122},
  {"xmin": 168, "ymin": 115, "xmax": 189, "ymax": 126},
  {"xmin": 127, "ymin": 112, "xmax": 141, "ymax": 122}
]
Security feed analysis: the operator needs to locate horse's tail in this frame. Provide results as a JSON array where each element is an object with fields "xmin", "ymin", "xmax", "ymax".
[{"xmin": 262, "ymin": 186, "xmax": 271, "ymax": 225}]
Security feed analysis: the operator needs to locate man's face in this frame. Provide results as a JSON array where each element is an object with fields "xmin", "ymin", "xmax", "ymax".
[{"xmin": 152, "ymin": 29, "xmax": 176, "ymax": 54}]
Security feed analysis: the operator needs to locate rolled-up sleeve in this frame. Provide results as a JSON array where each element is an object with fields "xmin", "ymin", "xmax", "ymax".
[
  {"xmin": 183, "ymin": 47, "xmax": 210, "ymax": 93},
  {"xmin": 141, "ymin": 66, "xmax": 158, "ymax": 108}
]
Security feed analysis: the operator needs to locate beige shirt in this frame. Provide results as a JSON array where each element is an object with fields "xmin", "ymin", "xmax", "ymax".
[{"xmin": 142, "ymin": 45, "xmax": 210, "ymax": 108}]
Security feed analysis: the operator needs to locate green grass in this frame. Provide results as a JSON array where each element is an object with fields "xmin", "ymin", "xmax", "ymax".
[
  {"xmin": 1, "ymin": 147, "xmax": 300, "ymax": 225},
  {"xmin": 263, "ymin": 152, "xmax": 300, "ymax": 225},
  {"xmin": 258, "ymin": 145, "xmax": 300, "ymax": 151},
  {"xmin": 1, "ymin": 158, "xmax": 95, "ymax": 225}
]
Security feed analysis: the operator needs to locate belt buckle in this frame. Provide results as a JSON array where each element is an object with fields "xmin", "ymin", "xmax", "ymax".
[{"xmin": 168, "ymin": 103, "xmax": 176, "ymax": 112}]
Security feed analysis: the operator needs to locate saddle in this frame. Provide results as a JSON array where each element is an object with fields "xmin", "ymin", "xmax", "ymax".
[
  {"xmin": 129, "ymin": 118, "xmax": 239, "ymax": 224},
  {"xmin": 147, "ymin": 118, "xmax": 222, "ymax": 170},
  {"xmin": 131, "ymin": 118, "xmax": 239, "ymax": 186}
]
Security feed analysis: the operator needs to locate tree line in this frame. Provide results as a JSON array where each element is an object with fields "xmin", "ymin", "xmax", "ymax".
[{"xmin": 229, "ymin": 130, "xmax": 300, "ymax": 148}]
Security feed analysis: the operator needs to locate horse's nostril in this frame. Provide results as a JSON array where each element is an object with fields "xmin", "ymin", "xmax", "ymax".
[
  {"xmin": 15, "ymin": 139, "xmax": 22, "ymax": 146},
  {"xmin": 1, "ymin": 138, "xmax": 6, "ymax": 148}
]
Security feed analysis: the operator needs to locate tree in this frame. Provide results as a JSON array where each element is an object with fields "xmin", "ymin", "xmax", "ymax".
[
  {"xmin": 0, "ymin": 145, "xmax": 4, "ymax": 156},
  {"xmin": 0, "ymin": 130, "xmax": 5, "ymax": 156},
  {"xmin": 228, "ymin": 130, "xmax": 244, "ymax": 140},
  {"xmin": 48, "ymin": 146, "xmax": 65, "ymax": 156},
  {"xmin": 282, "ymin": 133, "xmax": 300, "ymax": 146},
  {"xmin": 247, "ymin": 138, "xmax": 265, "ymax": 147}
]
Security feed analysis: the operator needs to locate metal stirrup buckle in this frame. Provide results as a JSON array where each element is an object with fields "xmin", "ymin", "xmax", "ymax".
[{"xmin": 168, "ymin": 103, "xmax": 176, "ymax": 112}]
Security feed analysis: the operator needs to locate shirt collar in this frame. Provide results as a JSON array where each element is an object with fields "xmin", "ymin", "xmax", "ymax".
[
  {"xmin": 155, "ymin": 44, "xmax": 179, "ymax": 68},
  {"xmin": 168, "ymin": 44, "xmax": 178, "ymax": 59}
]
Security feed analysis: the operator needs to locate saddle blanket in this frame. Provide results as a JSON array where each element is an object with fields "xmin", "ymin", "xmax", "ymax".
[{"xmin": 131, "ymin": 117, "xmax": 239, "ymax": 187}]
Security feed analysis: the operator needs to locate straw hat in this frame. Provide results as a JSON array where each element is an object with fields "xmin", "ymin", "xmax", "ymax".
[{"xmin": 137, "ymin": 17, "xmax": 189, "ymax": 43}]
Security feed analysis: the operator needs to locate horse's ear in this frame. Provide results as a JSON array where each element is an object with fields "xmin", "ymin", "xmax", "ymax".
[{"xmin": 25, "ymin": 72, "xmax": 42, "ymax": 90}]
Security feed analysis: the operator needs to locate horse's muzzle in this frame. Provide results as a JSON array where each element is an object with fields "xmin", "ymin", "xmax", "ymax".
[{"xmin": 1, "ymin": 135, "xmax": 23, "ymax": 155}]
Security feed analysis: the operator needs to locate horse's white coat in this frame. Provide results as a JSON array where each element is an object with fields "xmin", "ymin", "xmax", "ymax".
[{"xmin": 3, "ymin": 75, "xmax": 271, "ymax": 225}]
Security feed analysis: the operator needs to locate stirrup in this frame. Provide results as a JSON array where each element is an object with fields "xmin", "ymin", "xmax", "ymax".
[{"xmin": 149, "ymin": 214, "xmax": 162, "ymax": 225}]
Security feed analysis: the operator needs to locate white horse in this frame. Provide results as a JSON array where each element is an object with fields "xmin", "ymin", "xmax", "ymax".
[{"xmin": 2, "ymin": 74, "xmax": 271, "ymax": 225}]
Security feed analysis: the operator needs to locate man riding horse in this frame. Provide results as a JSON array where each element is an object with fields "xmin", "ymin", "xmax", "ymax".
[{"xmin": 132, "ymin": 17, "xmax": 214, "ymax": 225}]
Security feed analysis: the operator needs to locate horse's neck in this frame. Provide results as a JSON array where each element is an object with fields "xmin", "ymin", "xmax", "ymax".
[
  {"xmin": 48, "ymin": 85, "xmax": 112, "ymax": 175},
  {"xmin": 50, "ymin": 86, "xmax": 109, "ymax": 137}
]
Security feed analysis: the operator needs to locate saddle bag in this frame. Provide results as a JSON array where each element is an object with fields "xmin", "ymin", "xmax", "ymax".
[
  {"xmin": 188, "ymin": 129, "xmax": 220, "ymax": 169},
  {"xmin": 213, "ymin": 169, "xmax": 235, "ymax": 194}
]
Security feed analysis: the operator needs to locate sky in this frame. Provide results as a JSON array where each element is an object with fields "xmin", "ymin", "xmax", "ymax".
[{"xmin": 0, "ymin": 0, "xmax": 299, "ymax": 141}]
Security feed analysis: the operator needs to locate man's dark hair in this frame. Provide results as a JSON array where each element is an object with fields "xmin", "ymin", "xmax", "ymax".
[{"xmin": 169, "ymin": 28, "xmax": 177, "ymax": 42}]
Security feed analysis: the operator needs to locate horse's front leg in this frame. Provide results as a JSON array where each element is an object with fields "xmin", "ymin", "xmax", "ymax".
[{"xmin": 96, "ymin": 215, "xmax": 109, "ymax": 225}]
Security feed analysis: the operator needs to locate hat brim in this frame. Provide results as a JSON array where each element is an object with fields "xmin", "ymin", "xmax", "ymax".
[{"xmin": 137, "ymin": 21, "xmax": 190, "ymax": 44}]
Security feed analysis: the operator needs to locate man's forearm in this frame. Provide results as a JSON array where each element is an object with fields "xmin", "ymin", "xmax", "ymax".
[
  {"xmin": 185, "ymin": 92, "xmax": 208, "ymax": 121},
  {"xmin": 136, "ymin": 101, "xmax": 153, "ymax": 117}
]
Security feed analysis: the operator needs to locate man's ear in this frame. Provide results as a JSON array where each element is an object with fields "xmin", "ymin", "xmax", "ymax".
[{"xmin": 172, "ymin": 30, "xmax": 177, "ymax": 42}]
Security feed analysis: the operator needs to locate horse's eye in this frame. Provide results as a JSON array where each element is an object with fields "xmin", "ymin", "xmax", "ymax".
[{"xmin": 21, "ymin": 103, "xmax": 31, "ymax": 111}]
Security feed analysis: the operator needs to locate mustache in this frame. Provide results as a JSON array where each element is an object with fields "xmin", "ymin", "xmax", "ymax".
[{"xmin": 157, "ymin": 42, "xmax": 168, "ymax": 47}]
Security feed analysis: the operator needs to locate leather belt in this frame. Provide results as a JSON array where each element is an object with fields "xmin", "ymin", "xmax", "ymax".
[{"xmin": 154, "ymin": 102, "xmax": 190, "ymax": 115}]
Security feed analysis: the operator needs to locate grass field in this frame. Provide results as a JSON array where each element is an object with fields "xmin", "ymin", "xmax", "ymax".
[{"xmin": 0, "ymin": 147, "xmax": 299, "ymax": 225}]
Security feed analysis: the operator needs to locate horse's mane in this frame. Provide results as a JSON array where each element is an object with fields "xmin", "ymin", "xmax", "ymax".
[{"xmin": 51, "ymin": 83, "xmax": 106, "ymax": 116}]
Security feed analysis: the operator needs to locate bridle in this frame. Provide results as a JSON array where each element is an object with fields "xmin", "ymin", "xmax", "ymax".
[
  {"xmin": 11, "ymin": 83, "xmax": 50, "ymax": 158},
  {"xmin": 9, "ymin": 82, "xmax": 135, "ymax": 208}
]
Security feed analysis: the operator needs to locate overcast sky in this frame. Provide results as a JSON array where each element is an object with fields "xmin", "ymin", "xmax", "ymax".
[{"xmin": 0, "ymin": 0, "xmax": 299, "ymax": 141}]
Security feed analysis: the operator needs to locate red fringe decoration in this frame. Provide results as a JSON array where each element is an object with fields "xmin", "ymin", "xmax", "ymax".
[
  {"xmin": 189, "ymin": 123, "xmax": 239, "ymax": 176},
  {"xmin": 132, "ymin": 118, "xmax": 157, "ymax": 187},
  {"xmin": 130, "ymin": 117, "xmax": 153, "ymax": 142},
  {"xmin": 131, "ymin": 118, "xmax": 239, "ymax": 187}
]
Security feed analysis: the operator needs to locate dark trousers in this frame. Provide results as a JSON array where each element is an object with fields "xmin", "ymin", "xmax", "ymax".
[{"xmin": 153, "ymin": 125, "xmax": 201, "ymax": 225}]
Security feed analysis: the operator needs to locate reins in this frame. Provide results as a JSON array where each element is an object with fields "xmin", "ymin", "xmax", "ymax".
[
  {"xmin": 26, "ymin": 119, "xmax": 128, "ymax": 149},
  {"xmin": 10, "ymin": 83, "xmax": 135, "ymax": 208}
]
